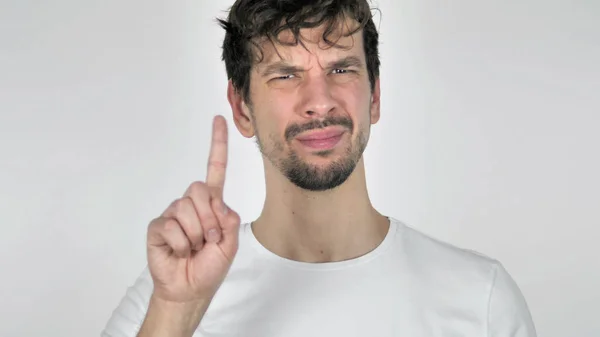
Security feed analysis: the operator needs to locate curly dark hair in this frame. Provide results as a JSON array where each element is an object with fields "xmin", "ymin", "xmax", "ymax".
[{"xmin": 217, "ymin": 0, "xmax": 380, "ymax": 103}]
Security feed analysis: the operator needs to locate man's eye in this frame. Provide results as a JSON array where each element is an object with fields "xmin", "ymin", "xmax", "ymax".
[
  {"xmin": 332, "ymin": 68, "xmax": 350, "ymax": 74},
  {"xmin": 274, "ymin": 74, "xmax": 295, "ymax": 80}
]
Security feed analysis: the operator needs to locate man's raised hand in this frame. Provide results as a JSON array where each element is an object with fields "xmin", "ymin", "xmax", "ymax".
[{"xmin": 146, "ymin": 115, "xmax": 241, "ymax": 303}]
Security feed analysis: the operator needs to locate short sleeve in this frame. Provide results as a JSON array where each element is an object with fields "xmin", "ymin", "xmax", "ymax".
[
  {"xmin": 101, "ymin": 267, "xmax": 154, "ymax": 337},
  {"xmin": 487, "ymin": 262, "xmax": 537, "ymax": 337}
]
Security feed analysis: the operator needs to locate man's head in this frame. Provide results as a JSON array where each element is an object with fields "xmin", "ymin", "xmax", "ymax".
[{"xmin": 219, "ymin": 0, "xmax": 381, "ymax": 191}]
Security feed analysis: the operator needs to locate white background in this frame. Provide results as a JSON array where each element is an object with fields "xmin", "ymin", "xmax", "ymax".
[{"xmin": 1, "ymin": 0, "xmax": 598, "ymax": 336}]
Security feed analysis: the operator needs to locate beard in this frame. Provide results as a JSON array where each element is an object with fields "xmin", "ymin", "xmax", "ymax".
[{"xmin": 253, "ymin": 115, "xmax": 369, "ymax": 191}]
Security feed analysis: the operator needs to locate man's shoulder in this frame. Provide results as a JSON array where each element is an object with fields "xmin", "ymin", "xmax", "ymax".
[{"xmin": 391, "ymin": 218, "xmax": 500, "ymax": 278}]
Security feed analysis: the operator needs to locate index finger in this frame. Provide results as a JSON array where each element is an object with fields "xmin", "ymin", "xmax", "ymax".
[{"xmin": 206, "ymin": 115, "xmax": 229, "ymax": 191}]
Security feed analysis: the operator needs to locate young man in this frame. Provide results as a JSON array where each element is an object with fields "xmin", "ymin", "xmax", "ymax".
[{"xmin": 102, "ymin": 1, "xmax": 537, "ymax": 336}]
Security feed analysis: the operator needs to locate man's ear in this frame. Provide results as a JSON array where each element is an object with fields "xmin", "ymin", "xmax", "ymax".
[
  {"xmin": 370, "ymin": 78, "xmax": 381, "ymax": 124},
  {"xmin": 227, "ymin": 80, "xmax": 254, "ymax": 138}
]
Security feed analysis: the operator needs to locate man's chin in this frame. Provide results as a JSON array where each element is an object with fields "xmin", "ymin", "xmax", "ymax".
[
  {"xmin": 281, "ymin": 160, "xmax": 358, "ymax": 191},
  {"xmin": 288, "ymin": 176, "xmax": 347, "ymax": 192},
  {"xmin": 292, "ymin": 148, "xmax": 348, "ymax": 165}
]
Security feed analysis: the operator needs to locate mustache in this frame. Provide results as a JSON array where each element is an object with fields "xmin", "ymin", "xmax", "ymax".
[{"xmin": 285, "ymin": 116, "xmax": 354, "ymax": 141}]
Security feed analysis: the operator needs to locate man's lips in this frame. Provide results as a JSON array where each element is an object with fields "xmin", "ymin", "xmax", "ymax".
[
  {"xmin": 295, "ymin": 127, "xmax": 346, "ymax": 150},
  {"xmin": 295, "ymin": 128, "xmax": 345, "ymax": 141}
]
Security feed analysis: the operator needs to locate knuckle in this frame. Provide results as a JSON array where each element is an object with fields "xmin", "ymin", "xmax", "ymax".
[
  {"xmin": 173, "ymin": 198, "xmax": 188, "ymax": 213},
  {"xmin": 232, "ymin": 212, "xmax": 241, "ymax": 224},
  {"xmin": 149, "ymin": 216, "xmax": 167, "ymax": 231},
  {"xmin": 176, "ymin": 200, "xmax": 203, "ymax": 238},
  {"xmin": 174, "ymin": 238, "xmax": 189, "ymax": 251},
  {"xmin": 161, "ymin": 200, "xmax": 176, "ymax": 218},
  {"xmin": 170, "ymin": 198, "xmax": 193, "ymax": 219},
  {"xmin": 208, "ymin": 160, "xmax": 227, "ymax": 170},
  {"xmin": 147, "ymin": 218, "xmax": 160, "ymax": 237},
  {"xmin": 148, "ymin": 216, "xmax": 161, "ymax": 227},
  {"xmin": 176, "ymin": 197, "xmax": 194, "ymax": 213},
  {"xmin": 162, "ymin": 218, "xmax": 178, "ymax": 231},
  {"xmin": 202, "ymin": 206, "xmax": 218, "ymax": 221},
  {"xmin": 227, "ymin": 210, "xmax": 241, "ymax": 224},
  {"xmin": 188, "ymin": 181, "xmax": 207, "ymax": 196},
  {"xmin": 180, "ymin": 197, "xmax": 198, "ymax": 215}
]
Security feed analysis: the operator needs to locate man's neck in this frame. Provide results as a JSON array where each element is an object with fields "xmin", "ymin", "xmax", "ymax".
[{"xmin": 251, "ymin": 158, "xmax": 390, "ymax": 263}]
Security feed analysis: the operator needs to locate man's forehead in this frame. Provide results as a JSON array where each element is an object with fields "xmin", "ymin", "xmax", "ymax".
[
  {"xmin": 254, "ymin": 26, "xmax": 365, "ymax": 67},
  {"xmin": 278, "ymin": 17, "xmax": 361, "ymax": 44}
]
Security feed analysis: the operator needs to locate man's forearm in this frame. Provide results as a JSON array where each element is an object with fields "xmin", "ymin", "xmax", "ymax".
[{"xmin": 137, "ymin": 295, "xmax": 212, "ymax": 337}]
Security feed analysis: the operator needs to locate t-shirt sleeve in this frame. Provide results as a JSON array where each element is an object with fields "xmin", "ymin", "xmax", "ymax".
[
  {"xmin": 101, "ymin": 267, "xmax": 153, "ymax": 337},
  {"xmin": 487, "ymin": 262, "xmax": 537, "ymax": 337}
]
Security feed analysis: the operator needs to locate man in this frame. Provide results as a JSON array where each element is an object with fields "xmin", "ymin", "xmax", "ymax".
[{"xmin": 102, "ymin": 1, "xmax": 537, "ymax": 336}]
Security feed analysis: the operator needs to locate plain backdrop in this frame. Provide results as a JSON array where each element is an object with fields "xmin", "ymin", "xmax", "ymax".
[{"xmin": 1, "ymin": 0, "xmax": 599, "ymax": 336}]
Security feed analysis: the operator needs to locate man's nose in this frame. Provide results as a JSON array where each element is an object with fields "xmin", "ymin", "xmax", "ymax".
[{"xmin": 298, "ymin": 75, "xmax": 337, "ymax": 118}]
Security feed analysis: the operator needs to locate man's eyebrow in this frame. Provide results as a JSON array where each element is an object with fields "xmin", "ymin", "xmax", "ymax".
[
  {"xmin": 328, "ymin": 56, "xmax": 364, "ymax": 69},
  {"xmin": 261, "ymin": 62, "xmax": 304, "ymax": 77},
  {"xmin": 260, "ymin": 56, "xmax": 364, "ymax": 77}
]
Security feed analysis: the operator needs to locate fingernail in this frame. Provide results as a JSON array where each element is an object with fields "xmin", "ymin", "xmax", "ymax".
[{"xmin": 207, "ymin": 229, "xmax": 221, "ymax": 243}]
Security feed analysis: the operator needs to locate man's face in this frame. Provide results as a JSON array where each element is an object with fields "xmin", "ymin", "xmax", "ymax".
[{"xmin": 245, "ymin": 21, "xmax": 380, "ymax": 191}]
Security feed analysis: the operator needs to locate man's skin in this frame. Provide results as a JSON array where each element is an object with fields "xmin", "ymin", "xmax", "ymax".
[
  {"xmin": 138, "ymin": 18, "xmax": 388, "ymax": 337},
  {"xmin": 230, "ymin": 21, "xmax": 390, "ymax": 264}
]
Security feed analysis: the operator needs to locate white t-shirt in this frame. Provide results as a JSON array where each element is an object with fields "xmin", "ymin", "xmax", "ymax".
[{"xmin": 102, "ymin": 217, "xmax": 536, "ymax": 337}]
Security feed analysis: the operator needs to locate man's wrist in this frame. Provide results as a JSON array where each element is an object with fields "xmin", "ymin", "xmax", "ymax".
[{"xmin": 137, "ymin": 294, "xmax": 212, "ymax": 337}]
